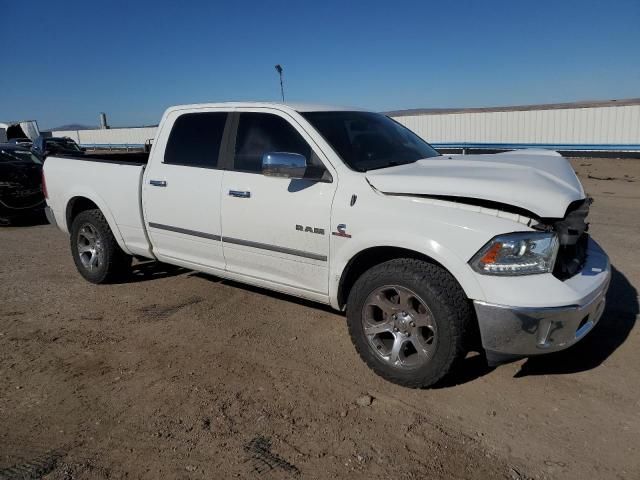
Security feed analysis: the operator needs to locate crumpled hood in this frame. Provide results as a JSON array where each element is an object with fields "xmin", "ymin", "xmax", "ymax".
[{"xmin": 365, "ymin": 149, "xmax": 585, "ymax": 218}]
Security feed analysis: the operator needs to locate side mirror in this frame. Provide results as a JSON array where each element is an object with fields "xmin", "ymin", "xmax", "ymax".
[{"xmin": 262, "ymin": 152, "xmax": 307, "ymax": 179}]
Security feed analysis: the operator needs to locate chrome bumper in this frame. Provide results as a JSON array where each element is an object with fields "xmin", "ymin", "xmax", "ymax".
[
  {"xmin": 45, "ymin": 205, "xmax": 57, "ymax": 227},
  {"xmin": 474, "ymin": 243, "xmax": 610, "ymax": 360}
]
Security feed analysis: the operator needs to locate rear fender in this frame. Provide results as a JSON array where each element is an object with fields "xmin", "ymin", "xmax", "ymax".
[{"xmin": 63, "ymin": 190, "xmax": 132, "ymax": 255}]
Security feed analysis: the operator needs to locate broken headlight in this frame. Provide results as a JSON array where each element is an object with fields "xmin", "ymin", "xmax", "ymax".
[{"xmin": 469, "ymin": 232, "xmax": 559, "ymax": 276}]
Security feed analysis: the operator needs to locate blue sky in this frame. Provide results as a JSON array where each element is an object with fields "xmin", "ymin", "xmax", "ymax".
[{"xmin": 1, "ymin": 0, "xmax": 638, "ymax": 129}]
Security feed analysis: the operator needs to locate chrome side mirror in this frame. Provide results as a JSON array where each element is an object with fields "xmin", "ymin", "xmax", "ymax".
[{"xmin": 262, "ymin": 152, "xmax": 307, "ymax": 179}]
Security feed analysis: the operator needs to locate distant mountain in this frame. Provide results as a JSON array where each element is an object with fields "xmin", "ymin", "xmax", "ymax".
[{"xmin": 45, "ymin": 124, "xmax": 96, "ymax": 132}]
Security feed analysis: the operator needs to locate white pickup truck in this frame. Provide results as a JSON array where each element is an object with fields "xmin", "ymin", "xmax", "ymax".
[{"xmin": 43, "ymin": 102, "xmax": 610, "ymax": 388}]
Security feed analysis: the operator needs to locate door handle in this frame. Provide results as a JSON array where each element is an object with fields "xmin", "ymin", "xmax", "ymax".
[
  {"xmin": 149, "ymin": 180, "xmax": 167, "ymax": 187},
  {"xmin": 228, "ymin": 190, "xmax": 251, "ymax": 198}
]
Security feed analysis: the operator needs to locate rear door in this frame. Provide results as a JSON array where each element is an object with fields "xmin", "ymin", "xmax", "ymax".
[
  {"xmin": 220, "ymin": 109, "xmax": 337, "ymax": 294},
  {"xmin": 142, "ymin": 109, "xmax": 230, "ymax": 270}
]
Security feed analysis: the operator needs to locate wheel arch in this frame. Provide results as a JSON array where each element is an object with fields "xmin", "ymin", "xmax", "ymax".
[
  {"xmin": 66, "ymin": 196, "xmax": 99, "ymax": 228},
  {"xmin": 64, "ymin": 194, "xmax": 132, "ymax": 255},
  {"xmin": 334, "ymin": 244, "xmax": 485, "ymax": 310}
]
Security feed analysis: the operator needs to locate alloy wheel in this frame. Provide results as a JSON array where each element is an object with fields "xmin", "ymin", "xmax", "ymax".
[{"xmin": 361, "ymin": 285, "xmax": 438, "ymax": 370}]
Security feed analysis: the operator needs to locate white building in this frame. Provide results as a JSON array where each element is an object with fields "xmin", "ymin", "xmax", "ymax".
[
  {"xmin": 388, "ymin": 98, "xmax": 640, "ymax": 153},
  {"xmin": 51, "ymin": 98, "xmax": 640, "ymax": 153}
]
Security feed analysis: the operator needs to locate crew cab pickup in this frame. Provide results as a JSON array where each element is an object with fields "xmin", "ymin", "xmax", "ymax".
[{"xmin": 43, "ymin": 102, "xmax": 610, "ymax": 388}]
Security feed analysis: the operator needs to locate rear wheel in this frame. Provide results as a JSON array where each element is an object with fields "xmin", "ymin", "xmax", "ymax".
[
  {"xmin": 346, "ymin": 259, "xmax": 470, "ymax": 388},
  {"xmin": 70, "ymin": 209, "xmax": 131, "ymax": 284}
]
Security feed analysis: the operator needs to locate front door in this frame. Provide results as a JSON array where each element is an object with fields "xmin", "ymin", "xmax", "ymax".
[
  {"xmin": 221, "ymin": 110, "xmax": 336, "ymax": 294},
  {"xmin": 142, "ymin": 109, "xmax": 229, "ymax": 270}
]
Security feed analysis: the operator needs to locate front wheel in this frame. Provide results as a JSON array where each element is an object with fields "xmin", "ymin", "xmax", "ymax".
[
  {"xmin": 70, "ymin": 209, "xmax": 132, "ymax": 284},
  {"xmin": 346, "ymin": 259, "xmax": 471, "ymax": 388}
]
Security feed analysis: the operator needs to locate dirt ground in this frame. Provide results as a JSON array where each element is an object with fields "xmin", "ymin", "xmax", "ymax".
[{"xmin": 1, "ymin": 157, "xmax": 638, "ymax": 479}]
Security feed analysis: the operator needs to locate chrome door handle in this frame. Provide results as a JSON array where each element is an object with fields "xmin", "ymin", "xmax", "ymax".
[
  {"xmin": 228, "ymin": 190, "xmax": 251, "ymax": 198},
  {"xmin": 149, "ymin": 180, "xmax": 167, "ymax": 187}
]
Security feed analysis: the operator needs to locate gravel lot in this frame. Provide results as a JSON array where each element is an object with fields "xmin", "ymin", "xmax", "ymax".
[{"xmin": 1, "ymin": 158, "xmax": 638, "ymax": 479}]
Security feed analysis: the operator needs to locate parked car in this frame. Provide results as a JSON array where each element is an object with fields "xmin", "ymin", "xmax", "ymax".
[
  {"xmin": 42, "ymin": 102, "xmax": 610, "ymax": 388},
  {"xmin": 0, "ymin": 144, "xmax": 45, "ymax": 225},
  {"xmin": 8, "ymin": 138, "xmax": 33, "ymax": 147},
  {"xmin": 32, "ymin": 135, "xmax": 85, "ymax": 160}
]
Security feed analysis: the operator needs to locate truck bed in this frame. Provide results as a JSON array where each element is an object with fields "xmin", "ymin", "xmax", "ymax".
[{"xmin": 43, "ymin": 154, "xmax": 153, "ymax": 259}]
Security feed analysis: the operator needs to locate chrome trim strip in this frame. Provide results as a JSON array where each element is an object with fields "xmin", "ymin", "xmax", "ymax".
[
  {"xmin": 223, "ymin": 237, "xmax": 327, "ymax": 261},
  {"xmin": 147, "ymin": 222, "xmax": 326, "ymax": 261},
  {"xmin": 148, "ymin": 222, "xmax": 221, "ymax": 241}
]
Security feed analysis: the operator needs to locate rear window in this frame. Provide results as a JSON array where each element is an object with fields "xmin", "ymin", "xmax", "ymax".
[{"xmin": 164, "ymin": 112, "xmax": 228, "ymax": 168}]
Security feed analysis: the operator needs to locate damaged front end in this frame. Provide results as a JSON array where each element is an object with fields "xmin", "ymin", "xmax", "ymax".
[
  {"xmin": 411, "ymin": 193, "xmax": 593, "ymax": 281},
  {"xmin": 471, "ymin": 196, "xmax": 608, "ymax": 363},
  {"xmin": 533, "ymin": 198, "xmax": 592, "ymax": 280},
  {"xmin": 385, "ymin": 191, "xmax": 593, "ymax": 282}
]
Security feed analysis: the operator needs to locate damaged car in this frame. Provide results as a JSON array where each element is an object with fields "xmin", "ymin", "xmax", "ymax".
[{"xmin": 0, "ymin": 144, "xmax": 45, "ymax": 225}]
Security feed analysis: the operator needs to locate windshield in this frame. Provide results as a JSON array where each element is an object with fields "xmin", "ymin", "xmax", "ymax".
[
  {"xmin": 0, "ymin": 149, "xmax": 42, "ymax": 165},
  {"xmin": 302, "ymin": 111, "xmax": 439, "ymax": 171}
]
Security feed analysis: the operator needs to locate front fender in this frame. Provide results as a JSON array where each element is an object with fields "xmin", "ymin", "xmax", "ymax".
[{"xmin": 328, "ymin": 229, "xmax": 487, "ymax": 310}]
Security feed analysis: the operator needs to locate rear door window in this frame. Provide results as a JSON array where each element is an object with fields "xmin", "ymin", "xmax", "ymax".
[{"xmin": 164, "ymin": 112, "xmax": 228, "ymax": 168}]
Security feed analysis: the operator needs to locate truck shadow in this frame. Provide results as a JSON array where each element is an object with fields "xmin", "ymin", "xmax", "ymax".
[
  {"xmin": 115, "ymin": 260, "xmax": 189, "ymax": 284},
  {"xmin": 433, "ymin": 352, "xmax": 496, "ymax": 388},
  {"xmin": 189, "ymin": 272, "xmax": 340, "ymax": 314},
  {"xmin": 434, "ymin": 265, "xmax": 637, "ymax": 387}
]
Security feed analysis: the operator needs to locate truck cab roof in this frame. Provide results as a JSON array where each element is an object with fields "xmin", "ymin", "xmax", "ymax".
[{"xmin": 163, "ymin": 102, "xmax": 368, "ymax": 115}]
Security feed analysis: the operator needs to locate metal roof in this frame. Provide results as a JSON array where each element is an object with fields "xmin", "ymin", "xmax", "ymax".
[{"xmin": 386, "ymin": 98, "xmax": 640, "ymax": 117}]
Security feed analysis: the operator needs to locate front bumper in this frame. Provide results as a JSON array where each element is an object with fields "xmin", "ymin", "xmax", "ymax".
[{"xmin": 474, "ymin": 238, "xmax": 610, "ymax": 359}]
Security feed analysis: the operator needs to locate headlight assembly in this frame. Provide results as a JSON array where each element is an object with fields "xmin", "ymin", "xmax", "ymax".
[{"xmin": 469, "ymin": 232, "xmax": 559, "ymax": 276}]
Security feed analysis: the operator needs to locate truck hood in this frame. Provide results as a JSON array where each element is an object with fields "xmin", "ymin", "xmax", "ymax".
[{"xmin": 365, "ymin": 150, "xmax": 585, "ymax": 218}]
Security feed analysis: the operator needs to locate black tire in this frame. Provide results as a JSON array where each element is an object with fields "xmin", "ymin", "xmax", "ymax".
[
  {"xmin": 346, "ymin": 259, "xmax": 471, "ymax": 388},
  {"xmin": 70, "ymin": 208, "xmax": 132, "ymax": 284}
]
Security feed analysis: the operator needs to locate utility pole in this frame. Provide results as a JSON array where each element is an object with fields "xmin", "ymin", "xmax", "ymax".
[{"xmin": 274, "ymin": 64, "xmax": 285, "ymax": 102}]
